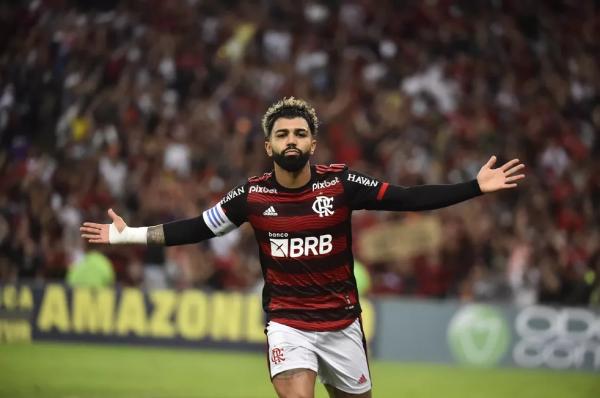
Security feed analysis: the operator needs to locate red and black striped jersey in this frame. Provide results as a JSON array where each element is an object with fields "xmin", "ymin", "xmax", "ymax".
[
  {"xmin": 168, "ymin": 164, "xmax": 480, "ymax": 331},
  {"xmin": 201, "ymin": 164, "xmax": 388, "ymax": 332}
]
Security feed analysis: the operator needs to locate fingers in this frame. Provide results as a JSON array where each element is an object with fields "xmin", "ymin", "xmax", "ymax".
[
  {"xmin": 81, "ymin": 233, "xmax": 106, "ymax": 243},
  {"xmin": 80, "ymin": 223, "xmax": 107, "ymax": 243},
  {"xmin": 81, "ymin": 227, "xmax": 103, "ymax": 239},
  {"xmin": 108, "ymin": 208, "xmax": 120, "ymax": 222},
  {"xmin": 485, "ymin": 155, "xmax": 497, "ymax": 168},
  {"xmin": 506, "ymin": 174, "xmax": 525, "ymax": 183},
  {"xmin": 80, "ymin": 225, "xmax": 103, "ymax": 233},
  {"xmin": 82, "ymin": 222, "xmax": 104, "ymax": 230},
  {"xmin": 500, "ymin": 159, "xmax": 520, "ymax": 172},
  {"xmin": 505, "ymin": 163, "xmax": 525, "ymax": 176}
]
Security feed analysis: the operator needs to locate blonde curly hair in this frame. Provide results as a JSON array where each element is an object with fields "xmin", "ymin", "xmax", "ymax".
[{"xmin": 261, "ymin": 97, "xmax": 319, "ymax": 138}]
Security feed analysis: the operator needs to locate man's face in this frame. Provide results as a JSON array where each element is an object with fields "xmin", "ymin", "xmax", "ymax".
[{"xmin": 265, "ymin": 117, "xmax": 316, "ymax": 172}]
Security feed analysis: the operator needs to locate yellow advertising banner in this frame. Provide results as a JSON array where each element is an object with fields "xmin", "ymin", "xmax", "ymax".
[{"xmin": 0, "ymin": 285, "xmax": 376, "ymax": 348}]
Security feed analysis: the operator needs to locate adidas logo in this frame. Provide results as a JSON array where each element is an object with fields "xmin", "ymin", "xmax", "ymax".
[
  {"xmin": 263, "ymin": 206, "xmax": 278, "ymax": 216},
  {"xmin": 357, "ymin": 374, "xmax": 368, "ymax": 385}
]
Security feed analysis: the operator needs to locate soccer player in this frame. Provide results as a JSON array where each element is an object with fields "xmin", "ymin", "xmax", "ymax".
[{"xmin": 80, "ymin": 97, "xmax": 525, "ymax": 398}]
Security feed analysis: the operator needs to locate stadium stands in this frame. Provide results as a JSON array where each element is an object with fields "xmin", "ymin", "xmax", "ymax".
[{"xmin": 0, "ymin": 0, "xmax": 598, "ymax": 306}]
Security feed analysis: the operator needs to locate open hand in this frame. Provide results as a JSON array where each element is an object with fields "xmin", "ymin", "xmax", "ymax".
[
  {"xmin": 80, "ymin": 208, "xmax": 127, "ymax": 244},
  {"xmin": 477, "ymin": 156, "xmax": 526, "ymax": 193}
]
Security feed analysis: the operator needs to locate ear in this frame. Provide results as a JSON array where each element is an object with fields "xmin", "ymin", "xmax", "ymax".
[
  {"xmin": 310, "ymin": 138, "xmax": 317, "ymax": 155},
  {"xmin": 265, "ymin": 140, "xmax": 273, "ymax": 157}
]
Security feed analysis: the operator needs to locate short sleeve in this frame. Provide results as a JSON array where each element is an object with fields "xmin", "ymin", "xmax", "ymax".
[
  {"xmin": 342, "ymin": 169, "xmax": 388, "ymax": 210},
  {"xmin": 203, "ymin": 183, "xmax": 248, "ymax": 236}
]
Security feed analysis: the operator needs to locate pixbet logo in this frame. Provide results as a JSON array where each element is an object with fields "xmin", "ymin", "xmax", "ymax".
[
  {"xmin": 250, "ymin": 186, "xmax": 277, "ymax": 194},
  {"xmin": 312, "ymin": 177, "xmax": 340, "ymax": 191},
  {"xmin": 513, "ymin": 306, "xmax": 600, "ymax": 370},
  {"xmin": 269, "ymin": 234, "xmax": 333, "ymax": 258},
  {"xmin": 447, "ymin": 305, "xmax": 510, "ymax": 367},
  {"xmin": 312, "ymin": 196, "xmax": 334, "ymax": 217}
]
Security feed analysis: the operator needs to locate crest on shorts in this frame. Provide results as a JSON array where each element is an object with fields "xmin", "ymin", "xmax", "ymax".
[{"xmin": 271, "ymin": 347, "xmax": 285, "ymax": 365}]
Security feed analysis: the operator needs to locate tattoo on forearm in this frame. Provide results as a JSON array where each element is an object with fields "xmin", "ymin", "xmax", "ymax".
[{"xmin": 147, "ymin": 225, "xmax": 165, "ymax": 245}]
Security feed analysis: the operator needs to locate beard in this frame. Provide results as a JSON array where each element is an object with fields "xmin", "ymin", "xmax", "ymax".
[{"xmin": 272, "ymin": 147, "xmax": 311, "ymax": 172}]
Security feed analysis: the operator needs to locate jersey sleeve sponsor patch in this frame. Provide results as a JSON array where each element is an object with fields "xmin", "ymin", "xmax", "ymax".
[
  {"xmin": 343, "ymin": 169, "xmax": 387, "ymax": 210},
  {"xmin": 219, "ymin": 186, "xmax": 245, "ymax": 205},
  {"xmin": 346, "ymin": 172, "xmax": 379, "ymax": 187},
  {"xmin": 202, "ymin": 203, "xmax": 236, "ymax": 236}
]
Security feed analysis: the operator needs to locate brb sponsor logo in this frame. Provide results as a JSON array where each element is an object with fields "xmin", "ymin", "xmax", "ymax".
[
  {"xmin": 447, "ymin": 304, "xmax": 510, "ymax": 367},
  {"xmin": 269, "ymin": 232, "xmax": 332, "ymax": 258},
  {"xmin": 513, "ymin": 306, "xmax": 600, "ymax": 370}
]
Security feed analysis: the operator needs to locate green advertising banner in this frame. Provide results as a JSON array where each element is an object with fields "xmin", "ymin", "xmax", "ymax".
[
  {"xmin": 447, "ymin": 304, "xmax": 511, "ymax": 367},
  {"xmin": 374, "ymin": 299, "xmax": 600, "ymax": 372}
]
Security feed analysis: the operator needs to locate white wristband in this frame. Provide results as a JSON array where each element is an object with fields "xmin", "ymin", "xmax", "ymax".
[{"xmin": 108, "ymin": 224, "xmax": 148, "ymax": 244}]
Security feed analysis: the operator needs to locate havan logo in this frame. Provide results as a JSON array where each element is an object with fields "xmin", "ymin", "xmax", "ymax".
[
  {"xmin": 347, "ymin": 173, "xmax": 378, "ymax": 187},
  {"xmin": 219, "ymin": 186, "xmax": 245, "ymax": 204}
]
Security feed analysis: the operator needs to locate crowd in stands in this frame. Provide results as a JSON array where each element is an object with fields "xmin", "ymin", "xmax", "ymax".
[{"xmin": 1, "ymin": 0, "xmax": 598, "ymax": 306}]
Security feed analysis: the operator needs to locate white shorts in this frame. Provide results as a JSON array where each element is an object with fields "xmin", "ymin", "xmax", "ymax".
[{"xmin": 266, "ymin": 318, "xmax": 372, "ymax": 395}]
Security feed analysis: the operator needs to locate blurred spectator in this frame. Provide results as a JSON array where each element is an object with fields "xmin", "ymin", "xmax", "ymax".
[
  {"xmin": 0, "ymin": 0, "xmax": 598, "ymax": 307},
  {"xmin": 66, "ymin": 250, "xmax": 115, "ymax": 288}
]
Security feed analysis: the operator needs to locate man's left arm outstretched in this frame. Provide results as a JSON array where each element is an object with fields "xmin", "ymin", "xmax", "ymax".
[{"xmin": 347, "ymin": 156, "xmax": 525, "ymax": 211}]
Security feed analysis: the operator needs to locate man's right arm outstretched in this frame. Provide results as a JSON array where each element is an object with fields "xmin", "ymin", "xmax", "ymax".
[
  {"xmin": 81, "ymin": 184, "xmax": 249, "ymax": 246},
  {"xmin": 80, "ymin": 208, "xmax": 217, "ymax": 246}
]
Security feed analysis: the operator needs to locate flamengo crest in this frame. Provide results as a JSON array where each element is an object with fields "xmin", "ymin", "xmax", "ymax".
[
  {"xmin": 271, "ymin": 347, "xmax": 285, "ymax": 364},
  {"xmin": 312, "ymin": 196, "xmax": 334, "ymax": 217}
]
